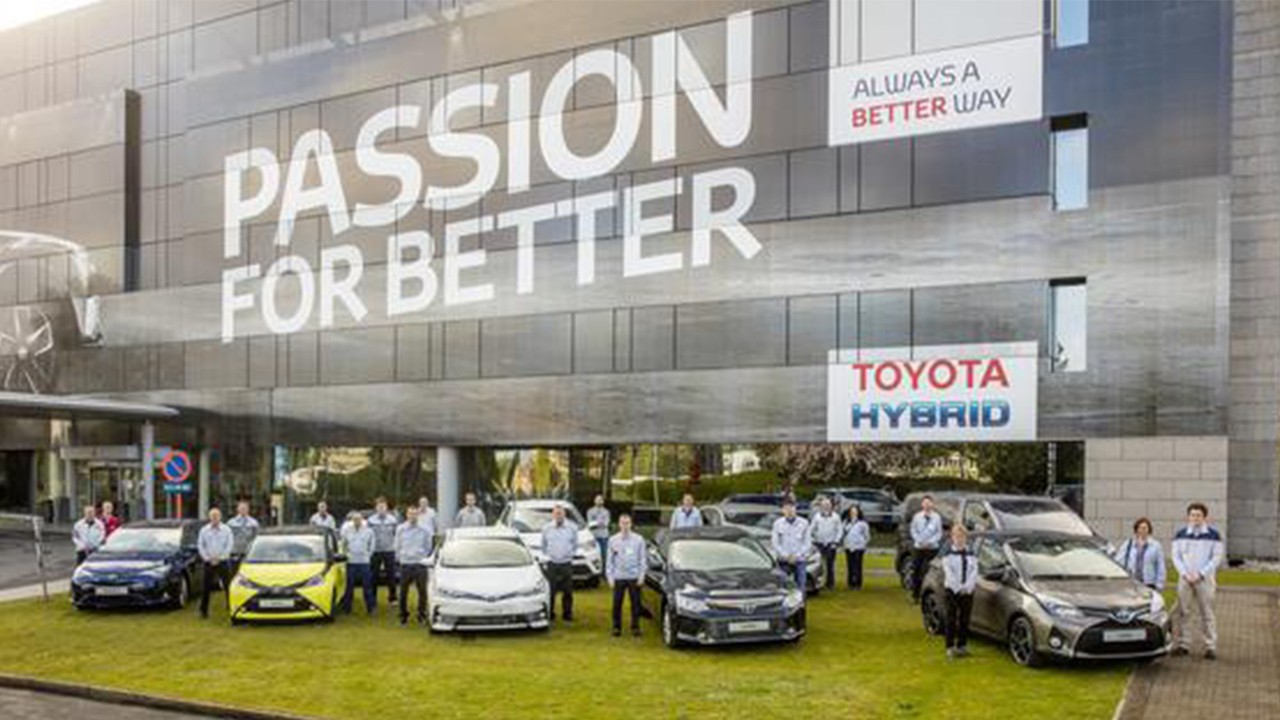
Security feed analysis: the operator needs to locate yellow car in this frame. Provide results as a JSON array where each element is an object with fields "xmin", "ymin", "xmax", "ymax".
[{"xmin": 229, "ymin": 527, "xmax": 346, "ymax": 624}]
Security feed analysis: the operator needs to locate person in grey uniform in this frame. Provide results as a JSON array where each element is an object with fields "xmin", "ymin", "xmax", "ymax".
[
  {"xmin": 197, "ymin": 508, "xmax": 234, "ymax": 619},
  {"xmin": 340, "ymin": 512, "xmax": 376, "ymax": 615},
  {"xmin": 394, "ymin": 506, "xmax": 433, "ymax": 626},
  {"xmin": 843, "ymin": 505, "xmax": 871, "ymax": 590},
  {"xmin": 455, "ymin": 492, "xmax": 487, "ymax": 528},
  {"xmin": 941, "ymin": 524, "xmax": 978, "ymax": 658},
  {"xmin": 367, "ymin": 497, "xmax": 400, "ymax": 603},
  {"xmin": 909, "ymin": 495, "xmax": 943, "ymax": 603},
  {"xmin": 606, "ymin": 514, "xmax": 646, "ymax": 637},
  {"xmin": 587, "ymin": 495, "xmax": 611, "ymax": 562},
  {"xmin": 771, "ymin": 500, "xmax": 811, "ymax": 591},
  {"xmin": 670, "ymin": 494, "xmax": 703, "ymax": 529},
  {"xmin": 72, "ymin": 505, "xmax": 105, "ymax": 565},
  {"xmin": 309, "ymin": 501, "xmax": 337, "ymax": 531},
  {"xmin": 226, "ymin": 501, "xmax": 260, "ymax": 575},
  {"xmin": 541, "ymin": 505, "xmax": 579, "ymax": 623},
  {"xmin": 415, "ymin": 496, "xmax": 437, "ymax": 535},
  {"xmin": 809, "ymin": 498, "xmax": 843, "ymax": 591}
]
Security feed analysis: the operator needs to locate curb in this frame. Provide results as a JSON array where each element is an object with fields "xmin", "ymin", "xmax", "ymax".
[{"xmin": 0, "ymin": 673, "xmax": 316, "ymax": 720}]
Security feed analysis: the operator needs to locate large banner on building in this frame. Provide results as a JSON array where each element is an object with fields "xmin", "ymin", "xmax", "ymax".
[
  {"xmin": 826, "ymin": 0, "xmax": 1043, "ymax": 147},
  {"xmin": 826, "ymin": 342, "xmax": 1038, "ymax": 442}
]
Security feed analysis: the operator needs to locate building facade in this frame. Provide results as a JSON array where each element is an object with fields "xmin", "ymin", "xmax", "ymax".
[{"xmin": 0, "ymin": 0, "xmax": 1276, "ymax": 557}]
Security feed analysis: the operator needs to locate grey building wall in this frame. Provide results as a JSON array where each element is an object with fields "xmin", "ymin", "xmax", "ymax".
[{"xmin": 1228, "ymin": 0, "xmax": 1280, "ymax": 558}]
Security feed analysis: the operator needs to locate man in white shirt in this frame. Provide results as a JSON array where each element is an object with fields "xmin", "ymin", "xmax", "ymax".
[
  {"xmin": 309, "ymin": 501, "xmax": 337, "ymax": 530},
  {"xmin": 1171, "ymin": 502, "xmax": 1226, "ymax": 659},
  {"xmin": 772, "ymin": 500, "xmax": 811, "ymax": 591},
  {"xmin": 809, "ymin": 498, "xmax": 843, "ymax": 591},
  {"xmin": 72, "ymin": 505, "xmax": 105, "ymax": 565},
  {"xmin": 455, "ymin": 492, "xmax": 487, "ymax": 528},
  {"xmin": 669, "ymin": 494, "xmax": 703, "ymax": 529}
]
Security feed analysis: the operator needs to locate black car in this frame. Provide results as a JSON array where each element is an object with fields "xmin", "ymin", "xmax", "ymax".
[
  {"xmin": 71, "ymin": 520, "xmax": 202, "ymax": 610},
  {"xmin": 643, "ymin": 526, "xmax": 806, "ymax": 648},
  {"xmin": 894, "ymin": 493, "xmax": 1106, "ymax": 591}
]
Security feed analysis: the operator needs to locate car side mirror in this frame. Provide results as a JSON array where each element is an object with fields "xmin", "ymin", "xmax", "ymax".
[
  {"xmin": 983, "ymin": 566, "xmax": 1008, "ymax": 582},
  {"xmin": 648, "ymin": 550, "xmax": 665, "ymax": 570}
]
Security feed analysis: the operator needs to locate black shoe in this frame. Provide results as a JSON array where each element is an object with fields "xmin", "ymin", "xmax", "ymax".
[
  {"xmin": 200, "ymin": 611, "xmax": 209, "ymax": 619},
  {"xmin": 1172, "ymin": 646, "xmax": 1190, "ymax": 657},
  {"xmin": 399, "ymin": 617, "xmax": 409, "ymax": 626},
  {"xmin": 631, "ymin": 626, "xmax": 642, "ymax": 637},
  {"xmin": 418, "ymin": 617, "xmax": 427, "ymax": 627},
  {"xmin": 563, "ymin": 616, "xmax": 574, "ymax": 623},
  {"xmin": 1205, "ymin": 649, "xmax": 1217, "ymax": 660},
  {"xmin": 612, "ymin": 627, "xmax": 622, "ymax": 637}
]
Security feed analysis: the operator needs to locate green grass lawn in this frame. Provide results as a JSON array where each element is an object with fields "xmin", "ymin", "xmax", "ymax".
[{"xmin": 0, "ymin": 562, "xmax": 1130, "ymax": 720}]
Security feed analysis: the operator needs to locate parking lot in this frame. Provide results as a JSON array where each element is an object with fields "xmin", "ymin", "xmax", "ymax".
[{"xmin": 0, "ymin": 557, "xmax": 1130, "ymax": 720}]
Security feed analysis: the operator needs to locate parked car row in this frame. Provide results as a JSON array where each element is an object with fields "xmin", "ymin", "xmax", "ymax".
[{"xmin": 70, "ymin": 490, "xmax": 1173, "ymax": 665}]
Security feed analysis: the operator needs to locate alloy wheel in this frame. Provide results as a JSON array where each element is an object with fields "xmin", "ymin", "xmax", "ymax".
[
  {"xmin": 0, "ymin": 306, "xmax": 55, "ymax": 393},
  {"xmin": 921, "ymin": 592, "xmax": 944, "ymax": 636},
  {"xmin": 1008, "ymin": 617, "xmax": 1040, "ymax": 667}
]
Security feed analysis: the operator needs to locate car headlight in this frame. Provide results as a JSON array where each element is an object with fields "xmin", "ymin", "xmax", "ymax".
[
  {"xmin": 236, "ymin": 576, "xmax": 263, "ymax": 590},
  {"xmin": 300, "ymin": 574, "xmax": 326, "ymax": 588},
  {"xmin": 783, "ymin": 588, "xmax": 805, "ymax": 611},
  {"xmin": 434, "ymin": 586, "xmax": 467, "ymax": 599},
  {"xmin": 675, "ymin": 589, "xmax": 709, "ymax": 614},
  {"xmin": 1150, "ymin": 593, "xmax": 1165, "ymax": 615},
  {"xmin": 1038, "ymin": 596, "xmax": 1085, "ymax": 620},
  {"xmin": 578, "ymin": 538, "xmax": 597, "ymax": 553},
  {"xmin": 141, "ymin": 565, "xmax": 170, "ymax": 578}
]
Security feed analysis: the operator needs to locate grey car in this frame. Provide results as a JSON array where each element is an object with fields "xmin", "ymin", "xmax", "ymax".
[
  {"xmin": 699, "ymin": 505, "xmax": 827, "ymax": 594},
  {"xmin": 919, "ymin": 532, "xmax": 1172, "ymax": 667}
]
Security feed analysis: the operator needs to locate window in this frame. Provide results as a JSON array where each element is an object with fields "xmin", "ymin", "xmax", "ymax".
[
  {"xmin": 1051, "ymin": 115, "xmax": 1089, "ymax": 211},
  {"xmin": 977, "ymin": 539, "xmax": 1009, "ymax": 576},
  {"xmin": 1054, "ymin": 0, "xmax": 1089, "ymax": 48},
  {"xmin": 1050, "ymin": 278, "xmax": 1087, "ymax": 372},
  {"xmin": 963, "ymin": 502, "xmax": 993, "ymax": 533}
]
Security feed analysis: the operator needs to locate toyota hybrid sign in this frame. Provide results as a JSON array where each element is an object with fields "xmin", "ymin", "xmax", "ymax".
[{"xmin": 827, "ymin": 343, "xmax": 1038, "ymax": 442}]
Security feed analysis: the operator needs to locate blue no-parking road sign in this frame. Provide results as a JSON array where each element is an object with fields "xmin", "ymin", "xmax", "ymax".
[{"xmin": 161, "ymin": 450, "xmax": 192, "ymax": 490}]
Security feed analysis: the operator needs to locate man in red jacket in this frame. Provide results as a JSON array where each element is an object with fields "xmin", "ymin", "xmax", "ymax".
[{"xmin": 99, "ymin": 501, "xmax": 122, "ymax": 538}]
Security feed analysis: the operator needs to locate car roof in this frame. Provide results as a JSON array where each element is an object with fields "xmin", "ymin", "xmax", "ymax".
[
  {"xmin": 508, "ymin": 499, "xmax": 576, "ymax": 510},
  {"xmin": 258, "ymin": 525, "xmax": 333, "ymax": 536},
  {"xmin": 120, "ymin": 520, "xmax": 197, "ymax": 529},
  {"xmin": 976, "ymin": 529, "xmax": 1102, "ymax": 544},
  {"xmin": 655, "ymin": 525, "xmax": 754, "ymax": 546},
  {"xmin": 446, "ymin": 526, "xmax": 520, "ymax": 540}
]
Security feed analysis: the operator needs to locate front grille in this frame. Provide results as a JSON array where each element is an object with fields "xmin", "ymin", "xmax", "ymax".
[
  {"xmin": 1074, "ymin": 621, "xmax": 1164, "ymax": 655},
  {"xmin": 706, "ymin": 597, "xmax": 784, "ymax": 613}
]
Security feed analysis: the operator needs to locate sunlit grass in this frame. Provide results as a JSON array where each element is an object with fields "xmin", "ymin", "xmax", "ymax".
[{"xmin": 0, "ymin": 559, "xmax": 1131, "ymax": 720}]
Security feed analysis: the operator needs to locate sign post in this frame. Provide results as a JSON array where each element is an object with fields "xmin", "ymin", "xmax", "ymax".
[{"xmin": 161, "ymin": 450, "xmax": 193, "ymax": 518}]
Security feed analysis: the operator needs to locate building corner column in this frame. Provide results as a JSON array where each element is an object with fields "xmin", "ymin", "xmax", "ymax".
[{"xmin": 437, "ymin": 447, "xmax": 460, "ymax": 531}]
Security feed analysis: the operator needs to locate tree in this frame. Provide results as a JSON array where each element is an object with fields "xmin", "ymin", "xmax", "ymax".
[{"xmin": 956, "ymin": 443, "xmax": 1048, "ymax": 493}]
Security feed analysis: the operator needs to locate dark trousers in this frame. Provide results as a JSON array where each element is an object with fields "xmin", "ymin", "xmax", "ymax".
[
  {"xmin": 780, "ymin": 560, "xmax": 806, "ymax": 592},
  {"xmin": 75, "ymin": 550, "xmax": 89, "ymax": 565},
  {"xmin": 200, "ymin": 561, "xmax": 231, "ymax": 617},
  {"xmin": 342, "ymin": 563, "xmax": 376, "ymax": 614},
  {"xmin": 818, "ymin": 544, "xmax": 838, "ymax": 590},
  {"xmin": 945, "ymin": 590, "xmax": 974, "ymax": 649},
  {"xmin": 372, "ymin": 551, "xmax": 397, "ymax": 601},
  {"xmin": 845, "ymin": 549, "xmax": 865, "ymax": 589},
  {"xmin": 910, "ymin": 548, "xmax": 938, "ymax": 601},
  {"xmin": 398, "ymin": 564, "xmax": 427, "ymax": 623},
  {"xmin": 546, "ymin": 562, "xmax": 574, "ymax": 620},
  {"xmin": 611, "ymin": 579, "xmax": 642, "ymax": 631}
]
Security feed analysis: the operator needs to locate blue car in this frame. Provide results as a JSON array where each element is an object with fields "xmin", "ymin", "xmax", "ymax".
[{"xmin": 71, "ymin": 520, "xmax": 202, "ymax": 610}]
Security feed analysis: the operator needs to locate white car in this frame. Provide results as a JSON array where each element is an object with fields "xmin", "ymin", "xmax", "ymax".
[
  {"xmin": 496, "ymin": 499, "xmax": 603, "ymax": 585},
  {"xmin": 428, "ymin": 526, "xmax": 551, "ymax": 633}
]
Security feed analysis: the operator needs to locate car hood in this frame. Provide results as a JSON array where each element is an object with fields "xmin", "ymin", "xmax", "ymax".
[
  {"xmin": 237, "ymin": 562, "xmax": 328, "ymax": 587},
  {"xmin": 77, "ymin": 557, "xmax": 172, "ymax": 574},
  {"xmin": 669, "ymin": 567, "xmax": 788, "ymax": 594},
  {"xmin": 1026, "ymin": 578, "xmax": 1153, "ymax": 609},
  {"xmin": 434, "ymin": 565, "xmax": 543, "ymax": 595}
]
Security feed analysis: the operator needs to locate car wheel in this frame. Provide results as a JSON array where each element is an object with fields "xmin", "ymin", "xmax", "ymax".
[
  {"xmin": 173, "ymin": 575, "xmax": 190, "ymax": 610},
  {"xmin": 921, "ymin": 591, "xmax": 945, "ymax": 636},
  {"xmin": 895, "ymin": 553, "xmax": 909, "ymax": 589},
  {"xmin": 661, "ymin": 602, "xmax": 684, "ymax": 649},
  {"xmin": 586, "ymin": 575, "xmax": 601, "ymax": 589},
  {"xmin": 1008, "ymin": 616, "xmax": 1044, "ymax": 668}
]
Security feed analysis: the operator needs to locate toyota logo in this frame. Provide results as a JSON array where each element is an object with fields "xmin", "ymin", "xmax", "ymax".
[
  {"xmin": 742, "ymin": 602, "xmax": 757, "ymax": 613},
  {"xmin": 1113, "ymin": 609, "xmax": 1135, "ymax": 623}
]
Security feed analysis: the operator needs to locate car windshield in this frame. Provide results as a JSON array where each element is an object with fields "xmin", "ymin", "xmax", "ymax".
[
  {"xmin": 1009, "ymin": 538, "xmax": 1129, "ymax": 580},
  {"xmin": 724, "ymin": 511, "xmax": 780, "ymax": 529},
  {"xmin": 724, "ymin": 494, "xmax": 782, "ymax": 505},
  {"xmin": 440, "ymin": 539, "xmax": 532, "ymax": 568},
  {"xmin": 668, "ymin": 538, "xmax": 773, "ymax": 572},
  {"xmin": 244, "ymin": 536, "xmax": 326, "ymax": 564},
  {"xmin": 990, "ymin": 500, "xmax": 1093, "ymax": 535},
  {"xmin": 98, "ymin": 528, "xmax": 181, "ymax": 554},
  {"xmin": 843, "ymin": 490, "xmax": 892, "ymax": 504},
  {"xmin": 507, "ymin": 506, "xmax": 584, "ymax": 532}
]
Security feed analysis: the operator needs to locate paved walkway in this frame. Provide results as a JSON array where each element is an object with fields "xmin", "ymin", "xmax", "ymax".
[
  {"xmin": 1, "ymin": 687, "xmax": 206, "ymax": 719},
  {"xmin": 1119, "ymin": 586, "xmax": 1280, "ymax": 720}
]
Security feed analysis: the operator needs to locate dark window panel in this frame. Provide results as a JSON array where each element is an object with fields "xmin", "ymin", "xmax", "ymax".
[
  {"xmin": 676, "ymin": 298, "xmax": 786, "ymax": 369},
  {"xmin": 859, "ymin": 290, "xmax": 912, "ymax": 349},
  {"xmin": 444, "ymin": 319, "xmax": 480, "ymax": 379},
  {"xmin": 631, "ymin": 305, "xmax": 674, "ymax": 372},
  {"xmin": 859, "ymin": 139, "xmax": 912, "ymax": 211},
  {"xmin": 574, "ymin": 310, "xmax": 614, "ymax": 374},
  {"xmin": 787, "ymin": 294, "xmax": 837, "ymax": 365},
  {"xmin": 480, "ymin": 313, "xmax": 572, "ymax": 377}
]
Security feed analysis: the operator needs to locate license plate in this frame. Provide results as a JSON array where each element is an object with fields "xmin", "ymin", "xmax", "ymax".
[
  {"xmin": 94, "ymin": 586, "xmax": 129, "ymax": 597},
  {"xmin": 258, "ymin": 598, "xmax": 294, "ymax": 609},
  {"xmin": 728, "ymin": 620, "xmax": 771, "ymax": 634},
  {"xmin": 1103, "ymin": 629, "xmax": 1146, "ymax": 643}
]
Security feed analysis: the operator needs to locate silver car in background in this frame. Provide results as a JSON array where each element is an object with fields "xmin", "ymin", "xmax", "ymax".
[
  {"xmin": 496, "ymin": 499, "xmax": 603, "ymax": 585},
  {"xmin": 428, "ymin": 526, "xmax": 551, "ymax": 633},
  {"xmin": 919, "ymin": 531, "xmax": 1171, "ymax": 667}
]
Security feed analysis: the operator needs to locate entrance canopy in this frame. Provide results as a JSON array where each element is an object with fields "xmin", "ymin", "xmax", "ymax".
[{"xmin": 0, "ymin": 392, "xmax": 178, "ymax": 421}]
